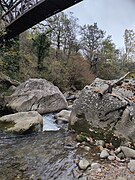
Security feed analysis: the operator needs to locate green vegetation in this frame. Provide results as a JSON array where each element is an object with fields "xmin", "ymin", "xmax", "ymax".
[{"xmin": 0, "ymin": 12, "xmax": 135, "ymax": 92}]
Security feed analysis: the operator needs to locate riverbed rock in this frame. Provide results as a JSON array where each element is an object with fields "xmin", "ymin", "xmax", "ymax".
[
  {"xmin": 117, "ymin": 152, "xmax": 125, "ymax": 159},
  {"xmin": 69, "ymin": 78, "xmax": 135, "ymax": 142},
  {"xmin": 78, "ymin": 158, "xmax": 90, "ymax": 170},
  {"xmin": 115, "ymin": 106, "xmax": 135, "ymax": 141},
  {"xmin": 91, "ymin": 162, "xmax": 101, "ymax": 169},
  {"xmin": 55, "ymin": 110, "xmax": 71, "ymax": 123},
  {"xmin": 128, "ymin": 160, "xmax": 135, "ymax": 172},
  {"xmin": 108, "ymin": 155, "xmax": 116, "ymax": 161},
  {"xmin": 0, "ymin": 111, "xmax": 43, "ymax": 134},
  {"xmin": 120, "ymin": 146, "xmax": 135, "ymax": 159},
  {"xmin": 100, "ymin": 149, "xmax": 109, "ymax": 159},
  {"xmin": 6, "ymin": 78, "xmax": 68, "ymax": 114}
]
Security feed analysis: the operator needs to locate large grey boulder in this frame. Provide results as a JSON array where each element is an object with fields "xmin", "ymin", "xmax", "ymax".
[
  {"xmin": 69, "ymin": 78, "xmax": 128, "ymax": 129},
  {"xmin": 69, "ymin": 78, "xmax": 135, "ymax": 142},
  {"xmin": 115, "ymin": 106, "xmax": 135, "ymax": 140},
  {"xmin": 0, "ymin": 111, "xmax": 43, "ymax": 134},
  {"xmin": 6, "ymin": 79, "xmax": 68, "ymax": 114}
]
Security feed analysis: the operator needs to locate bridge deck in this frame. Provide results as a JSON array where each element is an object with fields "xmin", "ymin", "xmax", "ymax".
[{"xmin": 1, "ymin": 0, "xmax": 83, "ymax": 41}]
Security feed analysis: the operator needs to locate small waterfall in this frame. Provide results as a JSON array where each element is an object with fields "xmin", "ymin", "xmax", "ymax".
[{"xmin": 42, "ymin": 114, "xmax": 60, "ymax": 131}]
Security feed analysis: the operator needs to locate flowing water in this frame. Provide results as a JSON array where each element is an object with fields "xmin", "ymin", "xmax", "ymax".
[
  {"xmin": 0, "ymin": 114, "xmax": 78, "ymax": 180},
  {"xmin": 0, "ymin": 114, "xmax": 101, "ymax": 180},
  {"xmin": 43, "ymin": 114, "xmax": 60, "ymax": 131}
]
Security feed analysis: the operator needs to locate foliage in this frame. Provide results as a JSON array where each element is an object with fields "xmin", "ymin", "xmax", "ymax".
[
  {"xmin": 80, "ymin": 23, "xmax": 105, "ymax": 61},
  {"xmin": 0, "ymin": 38, "xmax": 20, "ymax": 80},
  {"xmin": 0, "ymin": 11, "xmax": 134, "ymax": 92},
  {"xmin": 124, "ymin": 29, "xmax": 135, "ymax": 61},
  {"xmin": 33, "ymin": 32, "xmax": 51, "ymax": 70},
  {"xmin": 44, "ymin": 12, "xmax": 79, "ymax": 58}
]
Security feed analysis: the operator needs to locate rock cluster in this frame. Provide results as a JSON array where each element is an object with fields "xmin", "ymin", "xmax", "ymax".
[
  {"xmin": 0, "ymin": 78, "xmax": 68, "ymax": 134},
  {"xmin": 75, "ymin": 136, "xmax": 135, "ymax": 175}
]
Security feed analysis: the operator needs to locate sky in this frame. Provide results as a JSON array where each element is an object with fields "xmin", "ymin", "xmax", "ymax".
[{"xmin": 65, "ymin": 0, "xmax": 135, "ymax": 49}]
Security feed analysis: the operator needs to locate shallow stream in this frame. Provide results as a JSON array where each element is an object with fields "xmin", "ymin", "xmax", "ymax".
[
  {"xmin": 0, "ymin": 114, "xmax": 101, "ymax": 180},
  {"xmin": 0, "ymin": 114, "xmax": 77, "ymax": 180}
]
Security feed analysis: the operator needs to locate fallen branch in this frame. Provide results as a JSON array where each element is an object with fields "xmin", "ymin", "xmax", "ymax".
[
  {"xmin": 97, "ymin": 72, "xmax": 131, "ymax": 96},
  {"xmin": 111, "ymin": 72, "xmax": 131, "ymax": 86}
]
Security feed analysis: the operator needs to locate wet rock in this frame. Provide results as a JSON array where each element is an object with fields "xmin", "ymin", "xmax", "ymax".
[
  {"xmin": 6, "ymin": 78, "xmax": 68, "ymax": 114},
  {"xmin": 78, "ymin": 158, "xmax": 90, "ymax": 170},
  {"xmin": 120, "ymin": 146, "xmax": 135, "ymax": 158},
  {"xmin": 91, "ymin": 162, "xmax": 101, "ymax": 169},
  {"xmin": 100, "ymin": 149, "xmax": 109, "ymax": 159},
  {"xmin": 55, "ymin": 110, "xmax": 71, "ymax": 123},
  {"xmin": 0, "ymin": 111, "xmax": 43, "ymax": 134},
  {"xmin": 128, "ymin": 160, "xmax": 135, "ymax": 172},
  {"xmin": 108, "ymin": 155, "xmax": 116, "ymax": 161}
]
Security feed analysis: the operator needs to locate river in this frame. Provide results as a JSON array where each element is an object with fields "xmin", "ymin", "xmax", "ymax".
[{"xmin": 0, "ymin": 114, "xmax": 81, "ymax": 179}]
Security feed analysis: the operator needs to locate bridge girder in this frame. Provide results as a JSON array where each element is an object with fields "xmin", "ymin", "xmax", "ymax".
[{"xmin": 0, "ymin": 0, "xmax": 83, "ymax": 41}]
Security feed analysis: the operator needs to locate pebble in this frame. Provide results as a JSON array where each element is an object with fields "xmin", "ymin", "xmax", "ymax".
[
  {"xmin": 100, "ymin": 149, "xmax": 109, "ymax": 159},
  {"xmin": 128, "ymin": 160, "xmax": 135, "ymax": 173},
  {"xmin": 84, "ymin": 146, "xmax": 90, "ymax": 151},
  {"xmin": 78, "ymin": 158, "xmax": 90, "ymax": 170},
  {"xmin": 91, "ymin": 162, "xmax": 101, "ymax": 169},
  {"xmin": 108, "ymin": 155, "xmax": 116, "ymax": 161}
]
